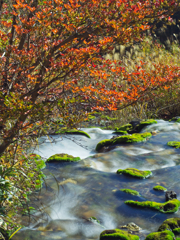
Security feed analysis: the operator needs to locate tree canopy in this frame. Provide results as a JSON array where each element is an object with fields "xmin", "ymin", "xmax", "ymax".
[{"xmin": 0, "ymin": 0, "xmax": 179, "ymax": 156}]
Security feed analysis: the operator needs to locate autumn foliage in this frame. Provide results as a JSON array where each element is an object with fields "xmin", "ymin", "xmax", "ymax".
[{"xmin": 0, "ymin": 0, "xmax": 179, "ymax": 156}]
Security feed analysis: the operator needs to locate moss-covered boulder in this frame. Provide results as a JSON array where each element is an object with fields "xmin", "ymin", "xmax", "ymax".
[
  {"xmin": 46, "ymin": 153, "xmax": 80, "ymax": 162},
  {"xmin": 55, "ymin": 128, "xmax": 90, "ymax": 138},
  {"xmin": 96, "ymin": 132, "xmax": 152, "ymax": 151},
  {"xmin": 167, "ymin": 141, "xmax": 180, "ymax": 148},
  {"xmin": 100, "ymin": 229, "xmax": 139, "ymax": 240},
  {"xmin": 158, "ymin": 217, "xmax": 180, "ymax": 232},
  {"xmin": 114, "ymin": 120, "xmax": 157, "ymax": 134},
  {"xmin": 169, "ymin": 117, "xmax": 180, "ymax": 123},
  {"xmin": 153, "ymin": 185, "xmax": 167, "ymax": 192},
  {"xmin": 117, "ymin": 168, "xmax": 152, "ymax": 179},
  {"xmin": 115, "ymin": 124, "xmax": 133, "ymax": 133},
  {"xmin": 125, "ymin": 199, "xmax": 180, "ymax": 213},
  {"xmin": 145, "ymin": 230, "xmax": 175, "ymax": 240},
  {"xmin": 120, "ymin": 189, "xmax": 140, "ymax": 196},
  {"xmin": 135, "ymin": 119, "xmax": 157, "ymax": 132}
]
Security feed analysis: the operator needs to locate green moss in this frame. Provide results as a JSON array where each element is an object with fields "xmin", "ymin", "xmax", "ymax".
[
  {"xmin": 120, "ymin": 189, "xmax": 140, "ymax": 196},
  {"xmin": 113, "ymin": 130, "xmax": 128, "ymax": 135},
  {"xmin": 167, "ymin": 141, "xmax": 180, "ymax": 148},
  {"xmin": 153, "ymin": 185, "xmax": 167, "ymax": 191},
  {"xmin": 117, "ymin": 168, "xmax": 152, "ymax": 179},
  {"xmin": 100, "ymin": 229, "xmax": 139, "ymax": 240},
  {"xmin": 47, "ymin": 153, "xmax": 81, "ymax": 162},
  {"xmin": 95, "ymin": 139, "xmax": 112, "ymax": 151},
  {"xmin": 125, "ymin": 199, "xmax": 180, "ymax": 213},
  {"xmin": 114, "ymin": 120, "xmax": 157, "ymax": 133},
  {"xmin": 173, "ymin": 227, "xmax": 180, "ymax": 234},
  {"xmin": 96, "ymin": 132, "xmax": 152, "ymax": 151},
  {"xmin": 55, "ymin": 128, "xmax": 90, "ymax": 138},
  {"xmin": 158, "ymin": 217, "xmax": 180, "ymax": 232},
  {"xmin": 145, "ymin": 230, "xmax": 175, "ymax": 240},
  {"xmin": 169, "ymin": 117, "xmax": 180, "ymax": 122},
  {"xmin": 115, "ymin": 124, "xmax": 133, "ymax": 132},
  {"xmin": 136, "ymin": 119, "xmax": 157, "ymax": 131}
]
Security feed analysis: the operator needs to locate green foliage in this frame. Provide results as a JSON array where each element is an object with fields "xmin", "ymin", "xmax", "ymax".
[{"xmin": 117, "ymin": 168, "xmax": 152, "ymax": 179}]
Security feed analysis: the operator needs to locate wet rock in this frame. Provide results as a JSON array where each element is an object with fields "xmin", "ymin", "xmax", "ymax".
[
  {"xmin": 120, "ymin": 222, "xmax": 142, "ymax": 232},
  {"xmin": 165, "ymin": 190, "xmax": 177, "ymax": 201}
]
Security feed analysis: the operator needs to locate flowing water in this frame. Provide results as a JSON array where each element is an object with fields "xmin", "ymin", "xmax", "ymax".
[{"xmin": 12, "ymin": 120, "xmax": 180, "ymax": 240}]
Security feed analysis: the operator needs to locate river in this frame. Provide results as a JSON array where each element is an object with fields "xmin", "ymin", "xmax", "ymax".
[{"xmin": 12, "ymin": 120, "xmax": 180, "ymax": 240}]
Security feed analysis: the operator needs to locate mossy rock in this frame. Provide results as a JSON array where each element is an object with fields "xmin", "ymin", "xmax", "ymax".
[
  {"xmin": 100, "ymin": 229, "xmax": 139, "ymax": 240},
  {"xmin": 96, "ymin": 132, "xmax": 152, "ymax": 151},
  {"xmin": 169, "ymin": 117, "xmax": 180, "ymax": 122},
  {"xmin": 55, "ymin": 128, "xmax": 90, "ymax": 138},
  {"xmin": 114, "ymin": 120, "xmax": 157, "ymax": 134},
  {"xmin": 46, "ymin": 153, "xmax": 81, "ymax": 162},
  {"xmin": 153, "ymin": 185, "xmax": 167, "ymax": 192},
  {"xmin": 113, "ymin": 130, "xmax": 128, "ymax": 135},
  {"xmin": 158, "ymin": 217, "xmax": 180, "ymax": 232},
  {"xmin": 120, "ymin": 189, "xmax": 140, "ymax": 196},
  {"xmin": 167, "ymin": 141, "xmax": 180, "ymax": 148},
  {"xmin": 125, "ymin": 199, "xmax": 180, "ymax": 213},
  {"xmin": 145, "ymin": 230, "xmax": 175, "ymax": 240},
  {"xmin": 135, "ymin": 119, "xmax": 157, "ymax": 132},
  {"xmin": 115, "ymin": 124, "xmax": 133, "ymax": 132},
  {"xmin": 117, "ymin": 168, "xmax": 152, "ymax": 179}
]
